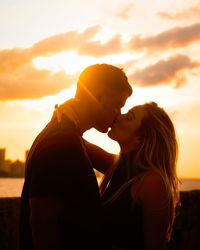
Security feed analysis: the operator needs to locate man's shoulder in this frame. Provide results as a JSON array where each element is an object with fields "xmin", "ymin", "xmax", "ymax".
[
  {"xmin": 28, "ymin": 124, "xmax": 83, "ymax": 165},
  {"xmin": 51, "ymin": 128, "xmax": 81, "ymax": 146},
  {"xmin": 27, "ymin": 130, "xmax": 86, "ymax": 177},
  {"xmin": 44, "ymin": 115, "xmax": 82, "ymax": 146},
  {"xmin": 38, "ymin": 132, "xmax": 83, "ymax": 160}
]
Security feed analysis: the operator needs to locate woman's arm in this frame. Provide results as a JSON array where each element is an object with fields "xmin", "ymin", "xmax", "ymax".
[
  {"xmin": 84, "ymin": 140, "xmax": 116, "ymax": 174},
  {"xmin": 131, "ymin": 172, "xmax": 170, "ymax": 250}
]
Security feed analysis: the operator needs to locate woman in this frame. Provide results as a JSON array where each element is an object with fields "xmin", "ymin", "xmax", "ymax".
[{"xmin": 87, "ymin": 102, "xmax": 179, "ymax": 250}]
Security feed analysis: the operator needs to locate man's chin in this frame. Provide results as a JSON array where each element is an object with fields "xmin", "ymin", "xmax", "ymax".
[
  {"xmin": 95, "ymin": 126, "xmax": 109, "ymax": 134},
  {"xmin": 94, "ymin": 121, "xmax": 112, "ymax": 133}
]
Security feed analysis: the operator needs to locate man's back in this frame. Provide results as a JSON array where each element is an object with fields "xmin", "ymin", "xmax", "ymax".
[{"xmin": 19, "ymin": 113, "xmax": 102, "ymax": 250}]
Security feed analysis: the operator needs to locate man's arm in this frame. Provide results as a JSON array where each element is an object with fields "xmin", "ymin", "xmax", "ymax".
[
  {"xmin": 29, "ymin": 197, "xmax": 64, "ymax": 250},
  {"xmin": 84, "ymin": 140, "xmax": 116, "ymax": 173}
]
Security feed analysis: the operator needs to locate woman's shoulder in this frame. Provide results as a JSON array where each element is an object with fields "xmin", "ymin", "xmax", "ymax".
[
  {"xmin": 131, "ymin": 171, "xmax": 168, "ymax": 208},
  {"xmin": 140, "ymin": 171, "xmax": 165, "ymax": 187}
]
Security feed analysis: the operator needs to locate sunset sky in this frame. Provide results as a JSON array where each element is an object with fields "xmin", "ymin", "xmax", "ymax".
[{"xmin": 0, "ymin": 0, "xmax": 200, "ymax": 178}]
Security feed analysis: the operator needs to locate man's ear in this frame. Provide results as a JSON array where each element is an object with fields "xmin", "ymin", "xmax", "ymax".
[{"xmin": 95, "ymin": 90, "xmax": 104, "ymax": 104}]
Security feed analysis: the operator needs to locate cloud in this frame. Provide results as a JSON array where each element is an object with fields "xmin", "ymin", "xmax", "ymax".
[
  {"xmin": 77, "ymin": 34, "xmax": 124, "ymax": 57},
  {"xmin": 0, "ymin": 25, "xmax": 126, "ymax": 75},
  {"xmin": 115, "ymin": 3, "xmax": 135, "ymax": 20},
  {"xmin": 115, "ymin": 59, "xmax": 138, "ymax": 72},
  {"xmin": 1, "ymin": 23, "xmax": 200, "ymax": 74},
  {"xmin": 129, "ymin": 54, "xmax": 200, "ymax": 87},
  {"xmin": 129, "ymin": 22, "xmax": 200, "ymax": 52},
  {"xmin": 0, "ymin": 25, "xmax": 106, "ymax": 101},
  {"xmin": 0, "ymin": 25, "xmax": 102, "ymax": 73},
  {"xmin": 0, "ymin": 48, "xmax": 32, "ymax": 72},
  {"xmin": 1, "ymin": 23, "xmax": 200, "ymax": 101},
  {"xmin": 0, "ymin": 25, "xmax": 123, "ymax": 101},
  {"xmin": 157, "ymin": 4, "xmax": 200, "ymax": 20},
  {"xmin": 168, "ymin": 100, "xmax": 200, "ymax": 125},
  {"xmin": 0, "ymin": 63, "xmax": 77, "ymax": 101},
  {"xmin": 32, "ymin": 25, "xmax": 102, "ymax": 56}
]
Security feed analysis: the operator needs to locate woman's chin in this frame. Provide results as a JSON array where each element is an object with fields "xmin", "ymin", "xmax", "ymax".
[
  {"xmin": 108, "ymin": 129, "xmax": 113, "ymax": 139},
  {"xmin": 108, "ymin": 129, "xmax": 116, "ymax": 141}
]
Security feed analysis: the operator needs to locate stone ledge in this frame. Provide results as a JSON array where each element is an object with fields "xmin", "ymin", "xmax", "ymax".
[
  {"xmin": 166, "ymin": 190, "xmax": 200, "ymax": 250},
  {"xmin": 0, "ymin": 190, "xmax": 200, "ymax": 250},
  {"xmin": 0, "ymin": 197, "xmax": 20, "ymax": 250}
]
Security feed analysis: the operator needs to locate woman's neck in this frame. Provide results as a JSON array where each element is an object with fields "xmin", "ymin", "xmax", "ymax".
[
  {"xmin": 120, "ymin": 150, "xmax": 145, "ymax": 178},
  {"xmin": 120, "ymin": 142, "xmax": 138, "ymax": 154}
]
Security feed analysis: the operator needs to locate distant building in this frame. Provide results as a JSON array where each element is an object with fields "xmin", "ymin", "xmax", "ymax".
[
  {"xmin": 5, "ymin": 159, "xmax": 12, "ymax": 174},
  {"xmin": 9, "ymin": 160, "xmax": 25, "ymax": 177},
  {"xmin": 25, "ymin": 149, "xmax": 30, "ymax": 162},
  {"xmin": 0, "ymin": 148, "xmax": 6, "ymax": 170}
]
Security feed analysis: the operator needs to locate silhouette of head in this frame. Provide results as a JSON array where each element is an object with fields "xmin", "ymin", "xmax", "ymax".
[
  {"xmin": 102, "ymin": 102, "xmax": 179, "ymax": 239},
  {"xmin": 109, "ymin": 102, "xmax": 178, "ymax": 173},
  {"xmin": 75, "ymin": 64, "xmax": 132, "ymax": 132}
]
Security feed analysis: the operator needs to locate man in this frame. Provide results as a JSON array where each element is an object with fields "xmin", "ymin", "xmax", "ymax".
[{"xmin": 19, "ymin": 64, "xmax": 132, "ymax": 250}]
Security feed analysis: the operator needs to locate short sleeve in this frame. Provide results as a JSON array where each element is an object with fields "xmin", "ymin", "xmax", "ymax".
[{"xmin": 28, "ymin": 133, "xmax": 100, "ymax": 206}]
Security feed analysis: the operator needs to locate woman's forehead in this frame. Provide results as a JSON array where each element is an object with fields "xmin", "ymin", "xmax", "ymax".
[
  {"xmin": 129, "ymin": 105, "xmax": 147, "ymax": 118},
  {"xmin": 129, "ymin": 105, "xmax": 142, "ymax": 112}
]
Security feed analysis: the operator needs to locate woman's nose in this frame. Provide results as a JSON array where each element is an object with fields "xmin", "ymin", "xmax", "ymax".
[
  {"xmin": 115, "ymin": 113, "xmax": 123, "ymax": 123},
  {"xmin": 119, "ymin": 113, "xmax": 127, "ymax": 122}
]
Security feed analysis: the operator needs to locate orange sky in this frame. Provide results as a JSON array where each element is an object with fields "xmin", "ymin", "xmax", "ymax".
[{"xmin": 0, "ymin": 0, "xmax": 200, "ymax": 178}]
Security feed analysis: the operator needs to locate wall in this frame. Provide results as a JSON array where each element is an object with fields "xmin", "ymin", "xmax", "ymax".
[{"xmin": 0, "ymin": 190, "xmax": 200, "ymax": 250}]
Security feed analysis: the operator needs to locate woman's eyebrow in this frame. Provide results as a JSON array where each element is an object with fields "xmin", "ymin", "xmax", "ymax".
[{"xmin": 129, "ymin": 110, "xmax": 136, "ymax": 119}]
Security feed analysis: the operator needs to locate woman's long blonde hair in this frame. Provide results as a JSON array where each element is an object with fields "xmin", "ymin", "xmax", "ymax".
[{"xmin": 100, "ymin": 102, "xmax": 179, "ymax": 240}]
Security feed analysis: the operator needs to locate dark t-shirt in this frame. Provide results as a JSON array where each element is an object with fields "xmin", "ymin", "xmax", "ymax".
[{"xmin": 19, "ymin": 113, "xmax": 102, "ymax": 250}]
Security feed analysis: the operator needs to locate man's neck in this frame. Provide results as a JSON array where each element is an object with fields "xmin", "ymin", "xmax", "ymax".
[{"xmin": 70, "ymin": 98, "xmax": 93, "ymax": 134}]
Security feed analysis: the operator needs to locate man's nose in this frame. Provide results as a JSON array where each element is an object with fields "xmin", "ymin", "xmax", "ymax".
[{"xmin": 115, "ymin": 108, "xmax": 121, "ymax": 117}]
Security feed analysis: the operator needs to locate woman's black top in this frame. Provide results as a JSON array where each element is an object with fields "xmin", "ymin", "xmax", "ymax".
[{"xmin": 101, "ymin": 155, "xmax": 144, "ymax": 250}]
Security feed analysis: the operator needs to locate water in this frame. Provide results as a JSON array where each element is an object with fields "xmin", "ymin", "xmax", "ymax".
[
  {"xmin": 178, "ymin": 178, "xmax": 200, "ymax": 191},
  {"xmin": 0, "ymin": 178, "xmax": 200, "ymax": 197},
  {"xmin": 0, "ymin": 178, "xmax": 24, "ymax": 197}
]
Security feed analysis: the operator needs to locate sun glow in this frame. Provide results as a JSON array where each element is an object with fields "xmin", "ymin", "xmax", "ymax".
[
  {"xmin": 22, "ymin": 85, "xmax": 76, "ymax": 111},
  {"xmin": 33, "ymin": 51, "xmax": 142, "ymax": 75},
  {"xmin": 33, "ymin": 51, "xmax": 97, "ymax": 75}
]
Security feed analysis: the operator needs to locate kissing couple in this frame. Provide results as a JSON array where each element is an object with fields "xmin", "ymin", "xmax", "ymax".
[{"xmin": 20, "ymin": 64, "xmax": 179, "ymax": 250}]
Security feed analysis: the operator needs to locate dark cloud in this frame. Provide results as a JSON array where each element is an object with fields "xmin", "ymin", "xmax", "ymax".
[
  {"xmin": 0, "ymin": 63, "xmax": 77, "ymax": 101},
  {"xmin": 115, "ymin": 3, "xmax": 135, "ymax": 20},
  {"xmin": 129, "ymin": 54, "xmax": 200, "ymax": 87},
  {"xmin": 129, "ymin": 22, "xmax": 200, "ymax": 52}
]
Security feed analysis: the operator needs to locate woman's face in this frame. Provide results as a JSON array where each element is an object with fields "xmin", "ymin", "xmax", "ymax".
[{"xmin": 108, "ymin": 105, "xmax": 146, "ymax": 150}]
